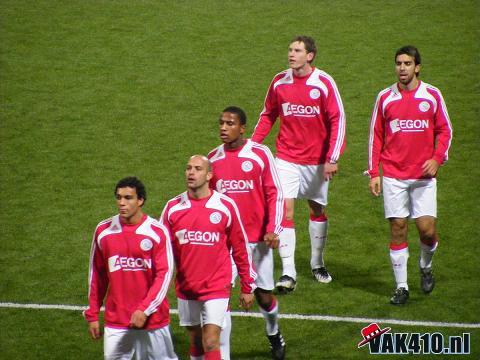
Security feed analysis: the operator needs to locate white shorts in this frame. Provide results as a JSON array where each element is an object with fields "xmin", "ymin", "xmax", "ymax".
[
  {"xmin": 383, "ymin": 177, "xmax": 437, "ymax": 219},
  {"xmin": 104, "ymin": 325, "xmax": 177, "ymax": 360},
  {"xmin": 249, "ymin": 242, "xmax": 274, "ymax": 291},
  {"xmin": 231, "ymin": 242, "xmax": 274, "ymax": 291},
  {"xmin": 275, "ymin": 158, "xmax": 329, "ymax": 205},
  {"xmin": 177, "ymin": 298, "xmax": 229, "ymax": 327}
]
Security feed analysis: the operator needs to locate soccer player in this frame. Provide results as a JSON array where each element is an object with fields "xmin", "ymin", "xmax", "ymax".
[
  {"xmin": 85, "ymin": 177, "xmax": 177, "ymax": 360},
  {"xmin": 208, "ymin": 106, "xmax": 286, "ymax": 360},
  {"xmin": 160, "ymin": 155, "xmax": 256, "ymax": 360},
  {"xmin": 366, "ymin": 45, "xmax": 453, "ymax": 305},
  {"xmin": 252, "ymin": 35, "xmax": 346, "ymax": 292}
]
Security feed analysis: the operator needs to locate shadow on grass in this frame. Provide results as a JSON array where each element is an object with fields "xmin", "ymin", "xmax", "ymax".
[{"xmin": 329, "ymin": 258, "xmax": 392, "ymax": 297}]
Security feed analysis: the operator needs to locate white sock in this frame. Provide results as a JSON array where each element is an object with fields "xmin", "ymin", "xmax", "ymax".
[
  {"xmin": 278, "ymin": 228, "xmax": 296, "ymax": 279},
  {"xmin": 219, "ymin": 311, "xmax": 231, "ymax": 360},
  {"xmin": 390, "ymin": 246, "xmax": 409, "ymax": 290},
  {"xmin": 309, "ymin": 219, "xmax": 328, "ymax": 269},
  {"xmin": 420, "ymin": 241, "xmax": 438, "ymax": 269},
  {"xmin": 259, "ymin": 300, "xmax": 279, "ymax": 336}
]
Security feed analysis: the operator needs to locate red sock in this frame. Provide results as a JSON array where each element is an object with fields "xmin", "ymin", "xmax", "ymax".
[
  {"xmin": 189, "ymin": 345, "xmax": 204, "ymax": 357},
  {"xmin": 310, "ymin": 213, "xmax": 327, "ymax": 222},
  {"xmin": 282, "ymin": 218, "xmax": 295, "ymax": 228},
  {"xmin": 204, "ymin": 349, "xmax": 221, "ymax": 360},
  {"xmin": 390, "ymin": 242, "xmax": 408, "ymax": 251}
]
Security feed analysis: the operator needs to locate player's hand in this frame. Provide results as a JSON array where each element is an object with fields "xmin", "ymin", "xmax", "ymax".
[
  {"xmin": 88, "ymin": 321, "xmax": 102, "ymax": 340},
  {"xmin": 129, "ymin": 310, "xmax": 147, "ymax": 329},
  {"xmin": 324, "ymin": 162, "xmax": 338, "ymax": 181},
  {"xmin": 264, "ymin": 232, "xmax": 279, "ymax": 249},
  {"xmin": 239, "ymin": 293, "xmax": 254, "ymax": 310},
  {"xmin": 369, "ymin": 177, "xmax": 381, "ymax": 197},
  {"xmin": 422, "ymin": 159, "xmax": 439, "ymax": 177}
]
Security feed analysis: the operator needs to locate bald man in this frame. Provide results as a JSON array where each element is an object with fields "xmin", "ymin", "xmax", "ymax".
[{"xmin": 160, "ymin": 155, "xmax": 256, "ymax": 360}]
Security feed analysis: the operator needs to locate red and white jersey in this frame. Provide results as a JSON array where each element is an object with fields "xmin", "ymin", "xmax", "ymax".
[
  {"xmin": 366, "ymin": 81, "xmax": 453, "ymax": 179},
  {"xmin": 85, "ymin": 214, "xmax": 174, "ymax": 330},
  {"xmin": 208, "ymin": 139, "xmax": 283, "ymax": 243},
  {"xmin": 252, "ymin": 67, "xmax": 346, "ymax": 165},
  {"xmin": 160, "ymin": 190, "xmax": 257, "ymax": 301}
]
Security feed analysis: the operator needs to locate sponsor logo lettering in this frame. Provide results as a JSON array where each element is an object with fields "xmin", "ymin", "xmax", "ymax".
[
  {"xmin": 282, "ymin": 102, "xmax": 320, "ymax": 117},
  {"xmin": 216, "ymin": 179, "xmax": 254, "ymax": 193},
  {"xmin": 389, "ymin": 119, "xmax": 429, "ymax": 133},
  {"xmin": 175, "ymin": 229, "xmax": 220, "ymax": 246},
  {"xmin": 108, "ymin": 255, "xmax": 152, "ymax": 272}
]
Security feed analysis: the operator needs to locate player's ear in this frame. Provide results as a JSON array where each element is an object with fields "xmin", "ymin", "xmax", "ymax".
[
  {"xmin": 240, "ymin": 124, "xmax": 246, "ymax": 135},
  {"xmin": 307, "ymin": 52, "xmax": 315, "ymax": 63}
]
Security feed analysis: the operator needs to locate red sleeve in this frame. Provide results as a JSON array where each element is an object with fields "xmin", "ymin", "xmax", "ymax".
[
  {"xmin": 432, "ymin": 90, "xmax": 453, "ymax": 165},
  {"xmin": 366, "ymin": 93, "xmax": 385, "ymax": 178},
  {"xmin": 137, "ymin": 224, "xmax": 174, "ymax": 316},
  {"xmin": 324, "ymin": 76, "xmax": 346, "ymax": 163},
  {"xmin": 84, "ymin": 227, "xmax": 108, "ymax": 323},
  {"xmin": 226, "ymin": 199, "xmax": 257, "ymax": 294},
  {"xmin": 258, "ymin": 145, "xmax": 284, "ymax": 235},
  {"xmin": 252, "ymin": 79, "xmax": 279, "ymax": 143}
]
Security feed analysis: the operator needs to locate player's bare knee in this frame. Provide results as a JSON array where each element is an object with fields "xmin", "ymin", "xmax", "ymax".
[
  {"xmin": 202, "ymin": 335, "xmax": 220, "ymax": 352},
  {"xmin": 389, "ymin": 218, "xmax": 408, "ymax": 243},
  {"xmin": 255, "ymin": 288, "xmax": 273, "ymax": 309},
  {"xmin": 419, "ymin": 228, "xmax": 436, "ymax": 244},
  {"xmin": 308, "ymin": 200, "xmax": 325, "ymax": 217},
  {"xmin": 285, "ymin": 199, "xmax": 295, "ymax": 220}
]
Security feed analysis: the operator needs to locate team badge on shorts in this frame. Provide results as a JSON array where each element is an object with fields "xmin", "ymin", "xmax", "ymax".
[
  {"xmin": 241, "ymin": 161, "xmax": 253, "ymax": 172},
  {"xmin": 419, "ymin": 101, "xmax": 430, "ymax": 112},
  {"xmin": 140, "ymin": 238, "xmax": 153, "ymax": 251},
  {"xmin": 210, "ymin": 212, "xmax": 222, "ymax": 224},
  {"xmin": 310, "ymin": 88, "xmax": 321, "ymax": 99}
]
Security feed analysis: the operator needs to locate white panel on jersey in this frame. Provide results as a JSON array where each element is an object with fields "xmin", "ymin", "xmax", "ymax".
[
  {"xmin": 208, "ymin": 145, "xmax": 226, "ymax": 163},
  {"xmin": 136, "ymin": 217, "xmax": 161, "ymax": 244},
  {"xmin": 97, "ymin": 215, "xmax": 122, "ymax": 248},
  {"xmin": 415, "ymin": 82, "xmax": 438, "ymax": 113},
  {"xmin": 167, "ymin": 192, "xmax": 192, "ymax": 221},
  {"xmin": 306, "ymin": 68, "xmax": 329, "ymax": 97},
  {"xmin": 238, "ymin": 140, "xmax": 265, "ymax": 170},
  {"xmin": 273, "ymin": 69, "xmax": 293, "ymax": 90},
  {"xmin": 382, "ymin": 84, "xmax": 402, "ymax": 116},
  {"xmin": 205, "ymin": 192, "xmax": 232, "ymax": 226}
]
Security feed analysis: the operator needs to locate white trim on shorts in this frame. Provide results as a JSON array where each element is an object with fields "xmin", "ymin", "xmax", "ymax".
[
  {"xmin": 382, "ymin": 176, "xmax": 437, "ymax": 219},
  {"xmin": 104, "ymin": 325, "xmax": 178, "ymax": 360},
  {"xmin": 275, "ymin": 158, "xmax": 329, "ymax": 205},
  {"xmin": 177, "ymin": 298, "xmax": 229, "ymax": 327}
]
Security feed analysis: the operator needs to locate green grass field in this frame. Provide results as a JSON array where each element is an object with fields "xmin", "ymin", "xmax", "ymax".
[{"xmin": 1, "ymin": 1, "xmax": 479, "ymax": 359}]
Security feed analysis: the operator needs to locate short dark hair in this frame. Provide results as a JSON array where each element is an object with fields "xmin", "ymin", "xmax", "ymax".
[
  {"xmin": 222, "ymin": 106, "xmax": 247, "ymax": 125},
  {"xmin": 395, "ymin": 45, "xmax": 421, "ymax": 65},
  {"xmin": 291, "ymin": 35, "xmax": 317, "ymax": 62},
  {"xmin": 115, "ymin": 176, "xmax": 146, "ymax": 204}
]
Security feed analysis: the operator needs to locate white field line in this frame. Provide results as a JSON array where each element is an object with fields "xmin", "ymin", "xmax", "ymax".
[{"xmin": 1, "ymin": 302, "xmax": 479, "ymax": 329}]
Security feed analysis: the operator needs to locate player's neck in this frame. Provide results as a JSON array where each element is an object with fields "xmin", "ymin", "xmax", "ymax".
[
  {"xmin": 398, "ymin": 77, "xmax": 419, "ymax": 91},
  {"xmin": 293, "ymin": 63, "xmax": 313, "ymax": 78},
  {"xmin": 120, "ymin": 211, "xmax": 144, "ymax": 225},
  {"xmin": 225, "ymin": 137, "xmax": 246, "ymax": 150},
  {"xmin": 188, "ymin": 186, "xmax": 211, "ymax": 200}
]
